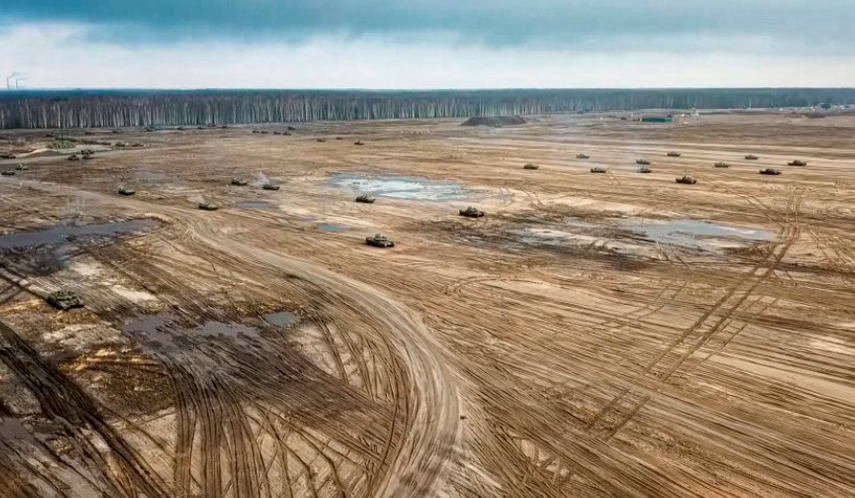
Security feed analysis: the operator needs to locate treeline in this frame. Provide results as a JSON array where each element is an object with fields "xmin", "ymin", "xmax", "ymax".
[{"xmin": 0, "ymin": 88, "xmax": 853, "ymax": 129}]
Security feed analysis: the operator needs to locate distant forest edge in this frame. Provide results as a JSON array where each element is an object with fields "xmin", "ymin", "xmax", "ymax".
[{"xmin": 1, "ymin": 88, "xmax": 853, "ymax": 129}]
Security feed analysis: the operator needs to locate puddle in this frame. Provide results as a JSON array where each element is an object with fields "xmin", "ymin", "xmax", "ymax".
[
  {"xmin": 236, "ymin": 201, "xmax": 276, "ymax": 210},
  {"xmin": 263, "ymin": 311, "xmax": 299, "ymax": 328},
  {"xmin": 317, "ymin": 223, "xmax": 347, "ymax": 233},
  {"xmin": 330, "ymin": 173, "xmax": 474, "ymax": 201},
  {"xmin": 0, "ymin": 219, "xmax": 158, "ymax": 251},
  {"xmin": 624, "ymin": 219, "xmax": 774, "ymax": 247},
  {"xmin": 123, "ymin": 314, "xmax": 263, "ymax": 368}
]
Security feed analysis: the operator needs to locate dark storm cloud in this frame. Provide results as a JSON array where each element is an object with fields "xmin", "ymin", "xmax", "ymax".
[{"xmin": 3, "ymin": 0, "xmax": 854, "ymax": 48}]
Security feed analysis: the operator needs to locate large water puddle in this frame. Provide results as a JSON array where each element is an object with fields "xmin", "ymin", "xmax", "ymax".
[
  {"xmin": 329, "ymin": 173, "xmax": 473, "ymax": 201},
  {"xmin": 263, "ymin": 311, "xmax": 299, "ymax": 328},
  {"xmin": 0, "ymin": 219, "xmax": 158, "ymax": 251},
  {"xmin": 624, "ymin": 219, "xmax": 774, "ymax": 247},
  {"xmin": 236, "ymin": 201, "xmax": 276, "ymax": 210},
  {"xmin": 317, "ymin": 222, "xmax": 347, "ymax": 233}
]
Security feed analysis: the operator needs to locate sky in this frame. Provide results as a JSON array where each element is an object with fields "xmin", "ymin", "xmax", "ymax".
[{"xmin": 1, "ymin": 0, "xmax": 854, "ymax": 89}]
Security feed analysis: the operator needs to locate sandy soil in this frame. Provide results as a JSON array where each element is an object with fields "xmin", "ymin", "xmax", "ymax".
[{"xmin": 1, "ymin": 111, "xmax": 855, "ymax": 497}]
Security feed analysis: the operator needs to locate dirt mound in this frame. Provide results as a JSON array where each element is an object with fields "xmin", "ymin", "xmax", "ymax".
[{"xmin": 461, "ymin": 116, "xmax": 527, "ymax": 127}]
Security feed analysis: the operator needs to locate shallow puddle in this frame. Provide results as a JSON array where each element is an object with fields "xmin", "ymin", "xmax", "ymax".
[
  {"xmin": 330, "ymin": 173, "xmax": 472, "ymax": 201},
  {"xmin": 263, "ymin": 311, "xmax": 299, "ymax": 328},
  {"xmin": 624, "ymin": 219, "xmax": 774, "ymax": 247},
  {"xmin": 0, "ymin": 219, "xmax": 158, "ymax": 251},
  {"xmin": 317, "ymin": 223, "xmax": 347, "ymax": 233}
]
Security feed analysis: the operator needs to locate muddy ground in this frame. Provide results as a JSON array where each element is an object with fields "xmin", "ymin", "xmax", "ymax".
[{"xmin": 1, "ymin": 112, "xmax": 855, "ymax": 497}]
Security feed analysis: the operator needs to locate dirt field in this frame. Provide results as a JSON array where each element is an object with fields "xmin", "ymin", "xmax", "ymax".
[{"xmin": 1, "ymin": 112, "xmax": 855, "ymax": 497}]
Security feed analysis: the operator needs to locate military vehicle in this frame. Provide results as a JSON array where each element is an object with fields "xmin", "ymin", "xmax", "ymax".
[
  {"xmin": 636, "ymin": 159, "xmax": 651, "ymax": 165},
  {"xmin": 287, "ymin": 126, "xmax": 296, "ymax": 131},
  {"xmin": 638, "ymin": 167, "xmax": 652, "ymax": 173},
  {"xmin": 262, "ymin": 183, "xmax": 281, "ymax": 191},
  {"xmin": 355, "ymin": 194, "xmax": 376, "ymax": 203},
  {"xmin": 0, "ymin": 153, "xmax": 16, "ymax": 159},
  {"xmin": 714, "ymin": 162, "xmax": 730, "ymax": 168},
  {"xmin": 1, "ymin": 170, "xmax": 15, "ymax": 176},
  {"xmin": 523, "ymin": 163, "xmax": 540, "ymax": 170},
  {"xmin": 576, "ymin": 153, "xmax": 590, "ymax": 159},
  {"xmin": 590, "ymin": 167, "xmax": 608, "ymax": 173},
  {"xmin": 68, "ymin": 154, "xmax": 80, "ymax": 161},
  {"xmin": 198, "ymin": 201, "xmax": 219, "ymax": 211},
  {"xmin": 317, "ymin": 138, "xmax": 327, "ymax": 143},
  {"xmin": 788, "ymin": 160, "xmax": 808, "ymax": 167},
  {"xmin": 354, "ymin": 141, "xmax": 365, "ymax": 146},
  {"xmin": 47, "ymin": 289, "xmax": 83, "ymax": 310},
  {"xmin": 118, "ymin": 186, "xmax": 136, "ymax": 195},
  {"xmin": 667, "ymin": 152, "xmax": 682, "ymax": 157},
  {"xmin": 676, "ymin": 176, "xmax": 697, "ymax": 184},
  {"xmin": 760, "ymin": 168, "xmax": 781, "ymax": 175},
  {"xmin": 366, "ymin": 234, "xmax": 394, "ymax": 248},
  {"xmin": 252, "ymin": 129, "xmax": 260, "ymax": 134},
  {"xmin": 745, "ymin": 154, "xmax": 759, "ymax": 160},
  {"xmin": 230, "ymin": 177, "xmax": 248, "ymax": 186},
  {"xmin": 15, "ymin": 163, "xmax": 27, "ymax": 171},
  {"xmin": 459, "ymin": 206, "xmax": 485, "ymax": 218}
]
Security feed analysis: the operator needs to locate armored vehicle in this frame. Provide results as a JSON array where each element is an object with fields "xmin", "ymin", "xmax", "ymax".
[
  {"xmin": 714, "ymin": 162, "xmax": 730, "ymax": 168},
  {"xmin": 198, "ymin": 201, "xmax": 219, "ymax": 211},
  {"xmin": 231, "ymin": 178, "xmax": 248, "ymax": 186},
  {"xmin": 68, "ymin": 154, "xmax": 80, "ymax": 161},
  {"xmin": 317, "ymin": 138, "xmax": 327, "ymax": 143},
  {"xmin": 590, "ymin": 167, "xmax": 608, "ymax": 173},
  {"xmin": 523, "ymin": 163, "xmax": 540, "ymax": 170},
  {"xmin": 262, "ymin": 183, "xmax": 281, "ymax": 191},
  {"xmin": 676, "ymin": 176, "xmax": 697, "ymax": 184},
  {"xmin": 1, "ymin": 170, "xmax": 15, "ymax": 176},
  {"xmin": 354, "ymin": 141, "xmax": 365, "ymax": 146},
  {"xmin": 638, "ymin": 167, "xmax": 652, "ymax": 173},
  {"xmin": 745, "ymin": 154, "xmax": 759, "ymax": 160},
  {"xmin": 15, "ymin": 163, "xmax": 27, "ymax": 171},
  {"xmin": 760, "ymin": 168, "xmax": 781, "ymax": 175},
  {"xmin": 47, "ymin": 290, "xmax": 83, "ymax": 310},
  {"xmin": 118, "ymin": 186, "xmax": 136, "ymax": 196},
  {"xmin": 636, "ymin": 159, "xmax": 651, "ymax": 165},
  {"xmin": 366, "ymin": 234, "xmax": 394, "ymax": 248},
  {"xmin": 576, "ymin": 153, "xmax": 590, "ymax": 159},
  {"xmin": 459, "ymin": 206, "xmax": 485, "ymax": 218},
  {"xmin": 788, "ymin": 160, "xmax": 807, "ymax": 167},
  {"xmin": 355, "ymin": 194, "xmax": 376, "ymax": 203},
  {"xmin": 667, "ymin": 152, "xmax": 682, "ymax": 157}
]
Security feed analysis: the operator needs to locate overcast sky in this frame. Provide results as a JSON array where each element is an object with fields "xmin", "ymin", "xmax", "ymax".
[{"xmin": 2, "ymin": 0, "xmax": 854, "ymax": 89}]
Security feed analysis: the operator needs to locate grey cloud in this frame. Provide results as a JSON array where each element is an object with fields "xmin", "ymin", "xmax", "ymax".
[{"xmin": 2, "ymin": 0, "xmax": 854, "ymax": 50}]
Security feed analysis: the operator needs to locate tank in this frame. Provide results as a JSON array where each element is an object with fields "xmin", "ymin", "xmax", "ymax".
[
  {"xmin": 667, "ymin": 152, "xmax": 682, "ymax": 157},
  {"xmin": 676, "ymin": 176, "xmax": 697, "ymax": 184},
  {"xmin": 0, "ymin": 153, "xmax": 16, "ymax": 159},
  {"xmin": 590, "ymin": 167, "xmax": 608, "ymax": 173},
  {"xmin": 636, "ymin": 159, "xmax": 651, "ymax": 165},
  {"xmin": 317, "ymin": 138, "xmax": 327, "ymax": 143},
  {"xmin": 355, "ymin": 194, "xmax": 376, "ymax": 203},
  {"xmin": 760, "ymin": 168, "xmax": 781, "ymax": 175},
  {"xmin": 745, "ymin": 154, "xmax": 759, "ymax": 160},
  {"xmin": 638, "ymin": 167, "xmax": 652, "ymax": 173},
  {"xmin": 459, "ymin": 206, "xmax": 485, "ymax": 218},
  {"xmin": 576, "ymin": 153, "xmax": 590, "ymax": 159},
  {"xmin": 354, "ymin": 141, "xmax": 365, "ymax": 146},
  {"xmin": 68, "ymin": 154, "xmax": 80, "ymax": 161},
  {"xmin": 523, "ymin": 163, "xmax": 540, "ymax": 170},
  {"xmin": 198, "ymin": 201, "xmax": 219, "ymax": 211},
  {"xmin": 366, "ymin": 234, "xmax": 394, "ymax": 248},
  {"xmin": 1, "ymin": 170, "xmax": 15, "ymax": 176},
  {"xmin": 47, "ymin": 290, "xmax": 83, "ymax": 311},
  {"xmin": 15, "ymin": 163, "xmax": 27, "ymax": 171},
  {"xmin": 231, "ymin": 178, "xmax": 248, "ymax": 186},
  {"xmin": 262, "ymin": 183, "xmax": 280, "ymax": 191},
  {"xmin": 118, "ymin": 186, "xmax": 136, "ymax": 196},
  {"xmin": 714, "ymin": 162, "xmax": 730, "ymax": 168},
  {"xmin": 788, "ymin": 160, "xmax": 807, "ymax": 167}
]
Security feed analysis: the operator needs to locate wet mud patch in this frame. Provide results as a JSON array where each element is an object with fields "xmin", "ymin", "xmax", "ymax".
[
  {"xmin": 330, "ymin": 172, "xmax": 497, "ymax": 202},
  {"xmin": 317, "ymin": 222, "xmax": 347, "ymax": 233},
  {"xmin": 623, "ymin": 218, "xmax": 774, "ymax": 248},
  {"xmin": 235, "ymin": 201, "xmax": 276, "ymax": 210}
]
